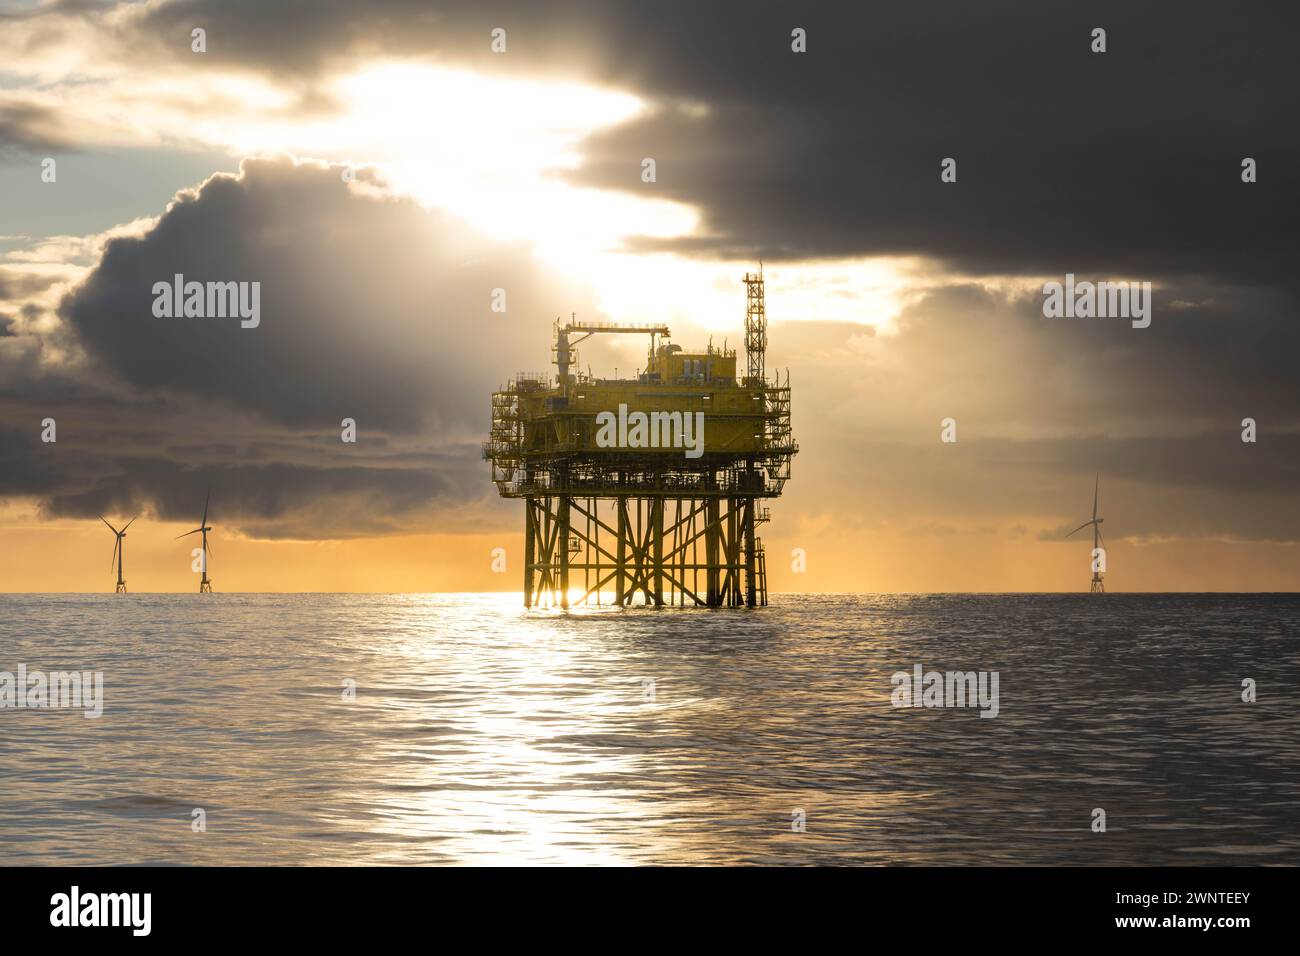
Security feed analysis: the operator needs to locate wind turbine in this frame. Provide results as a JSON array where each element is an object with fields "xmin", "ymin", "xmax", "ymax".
[
  {"xmin": 177, "ymin": 488, "xmax": 214, "ymax": 593},
  {"xmin": 1066, "ymin": 474, "xmax": 1106, "ymax": 593},
  {"xmin": 99, "ymin": 515, "xmax": 136, "ymax": 593}
]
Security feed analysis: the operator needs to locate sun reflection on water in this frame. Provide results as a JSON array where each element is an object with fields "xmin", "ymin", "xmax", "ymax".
[{"xmin": 3, "ymin": 593, "xmax": 1298, "ymax": 865}]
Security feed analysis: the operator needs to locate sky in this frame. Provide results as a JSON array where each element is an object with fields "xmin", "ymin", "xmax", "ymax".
[{"xmin": 0, "ymin": 0, "xmax": 1297, "ymax": 592}]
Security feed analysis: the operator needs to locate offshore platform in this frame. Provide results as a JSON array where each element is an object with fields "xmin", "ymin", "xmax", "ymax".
[{"xmin": 483, "ymin": 269, "xmax": 797, "ymax": 609}]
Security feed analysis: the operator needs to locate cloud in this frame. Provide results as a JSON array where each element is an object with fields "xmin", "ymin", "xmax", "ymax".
[
  {"xmin": 561, "ymin": 2, "xmax": 1300, "ymax": 286},
  {"xmin": 772, "ymin": 279, "xmax": 1300, "ymax": 541},
  {"xmin": 59, "ymin": 155, "xmax": 589, "ymax": 434},
  {"xmin": 0, "ymin": 103, "xmax": 75, "ymax": 155},
  {"xmin": 13, "ymin": 1, "xmax": 1297, "ymax": 286},
  {"xmin": 1, "ymin": 1, "xmax": 1297, "ymax": 567},
  {"xmin": 1, "ymin": 155, "xmax": 599, "ymax": 538},
  {"xmin": 0, "ymin": 267, "xmax": 61, "ymax": 300},
  {"xmin": 33, "ymin": 0, "xmax": 1285, "ymax": 285},
  {"xmin": 9, "ymin": 161, "xmax": 1297, "ymax": 545}
]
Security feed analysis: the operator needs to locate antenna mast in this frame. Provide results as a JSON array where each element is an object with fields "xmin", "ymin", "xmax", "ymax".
[{"xmin": 743, "ymin": 265, "xmax": 767, "ymax": 385}]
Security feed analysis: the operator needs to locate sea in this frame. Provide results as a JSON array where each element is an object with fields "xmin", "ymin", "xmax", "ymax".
[{"xmin": 1, "ymin": 593, "xmax": 1296, "ymax": 866}]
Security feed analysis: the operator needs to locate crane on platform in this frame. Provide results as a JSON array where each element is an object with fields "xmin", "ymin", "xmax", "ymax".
[{"xmin": 552, "ymin": 316, "xmax": 671, "ymax": 383}]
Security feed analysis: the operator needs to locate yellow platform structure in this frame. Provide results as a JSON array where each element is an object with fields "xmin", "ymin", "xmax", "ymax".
[{"xmin": 484, "ymin": 269, "xmax": 796, "ymax": 608}]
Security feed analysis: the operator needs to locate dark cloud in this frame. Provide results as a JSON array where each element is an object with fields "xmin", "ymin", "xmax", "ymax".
[
  {"xmin": 60, "ymin": 156, "xmax": 590, "ymax": 434},
  {"xmin": 0, "ymin": 103, "xmax": 75, "ymax": 157},
  {"xmin": 0, "ymin": 392, "xmax": 505, "ymax": 539},
  {"xmin": 91, "ymin": 0, "xmax": 1300, "ymax": 284},
  {"xmin": 40, "ymin": 451, "xmax": 481, "ymax": 539},
  {"xmin": 0, "ymin": 424, "xmax": 63, "ymax": 495},
  {"xmin": 561, "ymin": 1, "xmax": 1300, "ymax": 285},
  {"xmin": 2, "ymin": 1, "xmax": 1297, "ymax": 557},
  {"xmin": 1, "ymin": 156, "xmax": 596, "ymax": 538},
  {"xmin": 770, "ymin": 279, "xmax": 1300, "ymax": 542}
]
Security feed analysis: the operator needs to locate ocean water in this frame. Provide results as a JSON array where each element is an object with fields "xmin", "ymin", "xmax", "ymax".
[{"xmin": 0, "ymin": 592, "xmax": 1296, "ymax": 866}]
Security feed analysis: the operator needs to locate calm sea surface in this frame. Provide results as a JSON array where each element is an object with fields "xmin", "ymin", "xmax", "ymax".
[{"xmin": 1, "ymin": 593, "xmax": 1297, "ymax": 866}]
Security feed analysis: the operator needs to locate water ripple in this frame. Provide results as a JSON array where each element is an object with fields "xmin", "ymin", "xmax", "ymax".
[{"xmin": 1, "ymin": 593, "xmax": 1297, "ymax": 865}]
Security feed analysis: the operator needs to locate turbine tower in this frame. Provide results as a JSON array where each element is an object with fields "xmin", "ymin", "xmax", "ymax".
[
  {"xmin": 99, "ymin": 515, "xmax": 136, "ymax": 593},
  {"xmin": 1067, "ymin": 474, "xmax": 1106, "ymax": 593},
  {"xmin": 177, "ymin": 488, "xmax": 214, "ymax": 593}
]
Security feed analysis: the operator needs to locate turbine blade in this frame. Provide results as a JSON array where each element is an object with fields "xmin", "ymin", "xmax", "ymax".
[
  {"xmin": 122, "ymin": 516, "xmax": 137, "ymax": 531},
  {"xmin": 204, "ymin": 537, "xmax": 213, "ymax": 559},
  {"xmin": 110, "ymin": 536, "xmax": 119, "ymax": 571},
  {"xmin": 1066, "ymin": 520, "xmax": 1094, "ymax": 538},
  {"xmin": 1093, "ymin": 474, "xmax": 1099, "ymax": 521},
  {"xmin": 201, "ymin": 487, "xmax": 210, "ymax": 527},
  {"xmin": 99, "ymin": 515, "xmax": 119, "ymax": 535},
  {"xmin": 175, "ymin": 529, "xmax": 201, "ymax": 539}
]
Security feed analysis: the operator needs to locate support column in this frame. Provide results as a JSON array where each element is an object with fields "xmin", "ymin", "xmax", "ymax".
[
  {"xmin": 744, "ymin": 496, "xmax": 757, "ymax": 608},
  {"xmin": 616, "ymin": 498, "xmax": 628, "ymax": 606},
  {"xmin": 558, "ymin": 496, "xmax": 570, "ymax": 610},
  {"xmin": 543, "ymin": 498, "xmax": 553, "ymax": 604},
  {"xmin": 727, "ymin": 497, "xmax": 739, "ymax": 606},
  {"xmin": 524, "ymin": 496, "xmax": 537, "ymax": 608},
  {"xmin": 706, "ymin": 493, "xmax": 721, "ymax": 607},
  {"xmin": 652, "ymin": 497, "xmax": 664, "ymax": 607}
]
